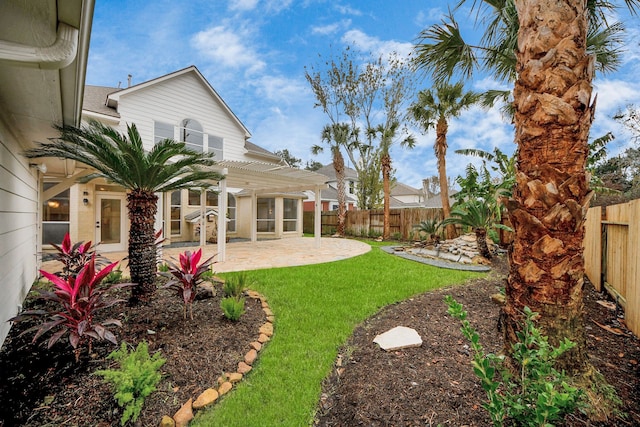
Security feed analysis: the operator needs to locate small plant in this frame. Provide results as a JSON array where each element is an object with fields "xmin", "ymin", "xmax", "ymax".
[
  {"xmin": 221, "ymin": 296, "xmax": 245, "ymax": 321},
  {"xmin": 444, "ymin": 296, "xmax": 583, "ymax": 427},
  {"xmin": 157, "ymin": 263, "xmax": 170, "ymax": 273},
  {"xmin": 160, "ymin": 249, "xmax": 216, "ymax": 319},
  {"xmin": 49, "ymin": 233, "xmax": 107, "ymax": 279},
  {"xmin": 10, "ymin": 256, "xmax": 131, "ymax": 361},
  {"xmin": 103, "ymin": 266, "xmax": 123, "ymax": 284},
  {"xmin": 223, "ymin": 273, "xmax": 248, "ymax": 298},
  {"xmin": 97, "ymin": 341, "xmax": 166, "ymax": 426},
  {"xmin": 413, "ymin": 219, "xmax": 441, "ymax": 243}
]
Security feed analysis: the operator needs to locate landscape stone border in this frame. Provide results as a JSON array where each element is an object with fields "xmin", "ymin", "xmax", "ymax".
[
  {"xmin": 380, "ymin": 246, "xmax": 491, "ymax": 272},
  {"xmin": 160, "ymin": 290, "xmax": 274, "ymax": 427}
]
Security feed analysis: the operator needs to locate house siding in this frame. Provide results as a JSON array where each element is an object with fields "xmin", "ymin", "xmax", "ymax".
[
  {"xmin": 113, "ymin": 74, "xmax": 247, "ymax": 160},
  {"xmin": 0, "ymin": 124, "xmax": 39, "ymax": 345}
]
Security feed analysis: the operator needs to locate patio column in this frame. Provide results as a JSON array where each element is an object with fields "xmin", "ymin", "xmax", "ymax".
[
  {"xmin": 250, "ymin": 190, "xmax": 257, "ymax": 242},
  {"xmin": 217, "ymin": 168, "xmax": 228, "ymax": 262},
  {"xmin": 199, "ymin": 189, "xmax": 206, "ymax": 248},
  {"xmin": 314, "ymin": 185, "xmax": 321, "ymax": 248}
]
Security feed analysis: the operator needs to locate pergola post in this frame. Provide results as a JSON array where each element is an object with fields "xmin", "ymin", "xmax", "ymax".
[
  {"xmin": 314, "ymin": 185, "xmax": 322, "ymax": 248},
  {"xmin": 250, "ymin": 190, "xmax": 257, "ymax": 242},
  {"xmin": 199, "ymin": 188, "xmax": 206, "ymax": 248},
  {"xmin": 217, "ymin": 168, "xmax": 228, "ymax": 261}
]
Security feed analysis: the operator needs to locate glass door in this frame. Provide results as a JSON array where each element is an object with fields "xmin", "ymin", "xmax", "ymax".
[{"xmin": 96, "ymin": 193, "xmax": 127, "ymax": 252}]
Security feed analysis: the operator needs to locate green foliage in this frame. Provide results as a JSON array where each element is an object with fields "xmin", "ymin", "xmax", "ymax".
[
  {"xmin": 157, "ymin": 263, "xmax": 169, "ymax": 272},
  {"xmin": 223, "ymin": 273, "xmax": 248, "ymax": 298},
  {"xmin": 97, "ymin": 341, "xmax": 166, "ymax": 426},
  {"xmin": 413, "ymin": 218, "xmax": 441, "ymax": 241},
  {"xmin": 445, "ymin": 296, "xmax": 583, "ymax": 427},
  {"xmin": 221, "ymin": 297, "xmax": 246, "ymax": 321},
  {"xmin": 104, "ymin": 267, "xmax": 123, "ymax": 284}
]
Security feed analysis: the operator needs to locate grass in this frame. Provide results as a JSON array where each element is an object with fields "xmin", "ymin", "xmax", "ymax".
[{"xmin": 193, "ymin": 241, "xmax": 482, "ymax": 426}]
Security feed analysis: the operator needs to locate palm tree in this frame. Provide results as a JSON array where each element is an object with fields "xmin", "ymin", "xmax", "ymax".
[
  {"xmin": 413, "ymin": 0, "xmax": 638, "ymax": 381},
  {"xmin": 408, "ymin": 82, "xmax": 479, "ymax": 239},
  {"xmin": 312, "ymin": 123, "xmax": 353, "ymax": 237},
  {"xmin": 438, "ymin": 199, "xmax": 511, "ymax": 259},
  {"xmin": 24, "ymin": 120, "xmax": 223, "ymax": 304}
]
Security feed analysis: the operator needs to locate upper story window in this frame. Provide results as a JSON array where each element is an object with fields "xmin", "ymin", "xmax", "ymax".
[
  {"xmin": 348, "ymin": 180, "xmax": 355, "ymax": 194},
  {"xmin": 208, "ymin": 134, "xmax": 224, "ymax": 160},
  {"xmin": 180, "ymin": 119, "xmax": 204, "ymax": 153}
]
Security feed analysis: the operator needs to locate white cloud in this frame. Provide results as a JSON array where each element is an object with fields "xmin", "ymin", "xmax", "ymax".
[
  {"xmin": 414, "ymin": 8, "xmax": 445, "ymax": 28},
  {"xmin": 191, "ymin": 24, "xmax": 266, "ymax": 75},
  {"xmin": 265, "ymin": 0, "xmax": 293, "ymax": 12},
  {"xmin": 228, "ymin": 0, "xmax": 259, "ymax": 11},
  {"xmin": 311, "ymin": 19, "xmax": 351, "ymax": 36},
  {"xmin": 341, "ymin": 29, "xmax": 413, "ymax": 59},
  {"xmin": 251, "ymin": 75, "xmax": 310, "ymax": 104},
  {"xmin": 335, "ymin": 4, "xmax": 363, "ymax": 16}
]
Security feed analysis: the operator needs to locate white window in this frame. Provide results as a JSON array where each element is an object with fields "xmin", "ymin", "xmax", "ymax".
[
  {"xmin": 42, "ymin": 183, "xmax": 70, "ymax": 245},
  {"xmin": 180, "ymin": 119, "xmax": 204, "ymax": 153},
  {"xmin": 208, "ymin": 134, "xmax": 224, "ymax": 159},
  {"xmin": 283, "ymin": 198, "xmax": 298, "ymax": 232},
  {"xmin": 154, "ymin": 121, "xmax": 174, "ymax": 144},
  {"xmin": 170, "ymin": 190, "xmax": 181, "ymax": 235},
  {"xmin": 257, "ymin": 198, "xmax": 275, "ymax": 233}
]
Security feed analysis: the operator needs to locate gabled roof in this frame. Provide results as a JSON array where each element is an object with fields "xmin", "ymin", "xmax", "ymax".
[
  {"xmin": 314, "ymin": 163, "xmax": 358, "ymax": 181},
  {"xmin": 83, "ymin": 85, "xmax": 121, "ymax": 118},
  {"xmin": 244, "ymin": 141, "xmax": 283, "ymax": 162},
  {"xmin": 391, "ymin": 182, "xmax": 422, "ymax": 196},
  {"xmin": 103, "ymin": 65, "xmax": 252, "ymax": 138}
]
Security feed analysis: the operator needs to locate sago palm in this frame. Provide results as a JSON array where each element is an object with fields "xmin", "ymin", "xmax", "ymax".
[
  {"xmin": 25, "ymin": 120, "xmax": 224, "ymax": 304},
  {"xmin": 408, "ymin": 82, "xmax": 479, "ymax": 239}
]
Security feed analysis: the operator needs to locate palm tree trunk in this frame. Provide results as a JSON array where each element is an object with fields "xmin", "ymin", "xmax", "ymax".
[
  {"xmin": 333, "ymin": 149, "xmax": 347, "ymax": 237},
  {"xmin": 127, "ymin": 189, "xmax": 159, "ymax": 304},
  {"xmin": 382, "ymin": 152, "xmax": 391, "ymax": 240},
  {"xmin": 436, "ymin": 117, "xmax": 455, "ymax": 239},
  {"xmin": 505, "ymin": 0, "xmax": 592, "ymax": 373},
  {"xmin": 474, "ymin": 227, "xmax": 492, "ymax": 259}
]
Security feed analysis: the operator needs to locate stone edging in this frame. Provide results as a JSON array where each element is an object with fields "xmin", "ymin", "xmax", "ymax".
[
  {"xmin": 160, "ymin": 290, "xmax": 274, "ymax": 427},
  {"xmin": 380, "ymin": 246, "xmax": 491, "ymax": 272}
]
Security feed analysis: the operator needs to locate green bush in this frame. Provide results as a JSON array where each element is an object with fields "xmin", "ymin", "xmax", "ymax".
[
  {"xmin": 221, "ymin": 297, "xmax": 245, "ymax": 321},
  {"xmin": 96, "ymin": 341, "xmax": 166, "ymax": 426},
  {"xmin": 223, "ymin": 273, "xmax": 248, "ymax": 298},
  {"xmin": 445, "ymin": 296, "xmax": 583, "ymax": 427}
]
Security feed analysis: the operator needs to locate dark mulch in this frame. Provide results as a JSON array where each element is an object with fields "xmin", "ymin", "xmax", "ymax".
[
  {"xmin": 1, "ymin": 255, "xmax": 639, "ymax": 427},
  {"xmin": 0, "ymin": 285, "xmax": 265, "ymax": 427},
  {"xmin": 314, "ymin": 256, "xmax": 640, "ymax": 427}
]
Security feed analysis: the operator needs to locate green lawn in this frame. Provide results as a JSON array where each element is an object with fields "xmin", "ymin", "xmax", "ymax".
[{"xmin": 193, "ymin": 241, "xmax": 481, "ymax": 426}]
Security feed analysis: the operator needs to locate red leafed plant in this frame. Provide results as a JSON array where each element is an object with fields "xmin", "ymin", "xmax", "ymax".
[
  {"xmin": 49, "ymin": 232, "xmax": 108, "ymax": 279},
  {"xmin": 160, "ymin": 249, "xmax": 216, "ymax": 319},
  {"xmin": 10, "ymin": 255, "xmax": 131, "ymax": 361}
]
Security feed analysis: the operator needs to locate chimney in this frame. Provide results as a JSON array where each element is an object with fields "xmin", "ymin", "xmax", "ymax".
[{"xmin": 127, "ymin": 74, "xmax": 132, "ymax": 87}]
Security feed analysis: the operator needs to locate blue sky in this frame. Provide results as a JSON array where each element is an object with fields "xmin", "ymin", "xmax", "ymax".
[{"xmin": 86, "ymin": 0, "xmax": 640, "ymax": 189}]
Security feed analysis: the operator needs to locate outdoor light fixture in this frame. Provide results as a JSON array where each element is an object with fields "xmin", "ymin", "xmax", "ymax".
[
  {"xmin": 83, "ymin": 191, "xmax": 89, "ymax": 206},
  {"xmin": 29, "ymin": 163, "xmax": 47, "ymax": 174}
]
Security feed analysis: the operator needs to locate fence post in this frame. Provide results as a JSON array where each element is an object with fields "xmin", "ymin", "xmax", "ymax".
[
  {"xmin": 584, "ymin": 206, "xmax": 602, "ymax": 291},
  {"xmin": 626, "ymin": 200, "xmax": 640, "ymax": 336}
]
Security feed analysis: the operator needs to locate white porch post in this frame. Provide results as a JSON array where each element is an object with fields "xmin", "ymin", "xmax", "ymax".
[
  {"xmin": 199, "ymin": 189, "xmax": 206, "ymax": 248},
  {"xmin": 314, "ymin": 185, "xmax": 321, "ymax": 248},
  {"xmin": 250, "ymin": 190, "xmax": 257, "ymax": 242},
  {"xmin": 217, "ymin": 168, "xmax": 228, "ymax": 261}
]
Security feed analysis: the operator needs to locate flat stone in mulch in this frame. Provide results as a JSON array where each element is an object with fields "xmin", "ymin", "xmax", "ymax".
[{"xmin": 381, "ymin": 245, "xmax": 492, "ymax": 272}]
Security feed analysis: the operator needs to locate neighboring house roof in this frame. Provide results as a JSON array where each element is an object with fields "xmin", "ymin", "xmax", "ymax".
[
  {"xmin": 423, "ymin": 192, "xmax": 457, "ymax": 208},
  {"xmin": 391, "ymin": 182, "xmax": 423, "ymax": 197},
  {"xmin": 244, "ymin": 141, "xmax": 283, "ymax": 163},
  {"xmin": 314, "ymin": 163, "xmax": 358, "ymax": 181},
  {"xmin": 317, "ymin": 186, "xmax": 357, "ymax": 203},
  {"xmin": 103, "ymin": 65, "xmax": 252, "ymax": 138},
  {"xmin": 83, "ymin": 85, "xmax": 121, "ymax": 118}
]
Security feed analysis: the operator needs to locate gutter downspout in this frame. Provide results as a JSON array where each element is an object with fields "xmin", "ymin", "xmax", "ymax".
[{"xmin": 0, "ymin": 22, "xmax": 79, "ymax": 69}]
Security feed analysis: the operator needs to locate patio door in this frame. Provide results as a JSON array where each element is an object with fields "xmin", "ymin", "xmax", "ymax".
[{"xmin": 96, "ymin": 193, "xmax": 127, "ymax": 252}]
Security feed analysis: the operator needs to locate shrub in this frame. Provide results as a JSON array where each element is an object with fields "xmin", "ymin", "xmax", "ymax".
[
  {"xmin": 444, "ymin": 296, "xmax": 583, "ymax": 427},
  {"xmin": 97, "ymin": 341, "xmax": 166, "ymax": 426},
  {"xmin": 10, "ymin": 256, "xmax": 131, "ymax": 361},
  {"xmin": 49, "ymin": 232, "xmax": 108, "ymax": 279},
  {"xmin": 103, "ymin": 267, "xmax": 123, "ymax": 284},
  {"xmin": 221, "ymin": 297, "xmax": 245, "ymax": 321},
  {"xmin": 223, "ymin": 273, "xmax": 248, "ymax": 298},
  {"xmin": 160, "ymin": 249, "xmax": 216, "ymax": 319}
]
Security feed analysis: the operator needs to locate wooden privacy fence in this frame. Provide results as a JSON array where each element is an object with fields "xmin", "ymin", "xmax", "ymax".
[
  {"xmin": 584, "ymin": 199, "xmax": 640, "ymax": 336},
  {"xmin": 303, "ymin": 208, "xmax": 444, "ymax": 238}
]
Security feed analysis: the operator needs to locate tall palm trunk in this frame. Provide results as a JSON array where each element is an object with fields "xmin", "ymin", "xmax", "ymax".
[
  {"xmin": 436, "ymin": 117, "xmax": 455, "ymax": 239},
  {"xmin": 333, "ymin": 149, "xmax": 347, "ymax": 237},
  {"xmin": 505, "ymin": 0, "xmax": 592, "ymax": 373},
  {"xmin": 474, "ymin": 227, "xmax": 491, "ymax": 260},
  {"xmin": 382, "ymin": 152, "xmax": 392, "ymax": 240},
  {"xmin": 127, "ymin": 189, "xmax": 159, "ymax": 303}
]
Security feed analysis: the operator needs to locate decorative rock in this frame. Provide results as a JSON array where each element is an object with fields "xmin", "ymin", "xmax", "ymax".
[
  {"xmin": 258, "ymin": 333, "xmax": 270, "ymax": 343},
  {"xmin": 491, "ymin": 293, "xmax": 506, "ymax": 305},
  {"xmin": 238, "ymin": 361, "xmax": 253, "ymax": 374},
  {"xmin": 218, "ymin": 381, "xmax": 233, "ymax": 396},
  {"xmin": 261, "ymin": 301, "xmax": 269, "ymax": 308},
  {"xmin": 173, "ymin": 398, "xmax": 193, "ymax": 427},
  {"xmin": 263, "ymin": 307, "xmax": 273, "ymax": 316},
  {"xmin": 250, "ymin": 341, "xmax": 262, "ymax": 351},
  {"xmin": 373, "ymin": 326, "xmax": 423, "ymax": 351},
  {"xmin": 217, "ymin": 375, "xmax": 227, "ymax": 386},
  {"xmin": 227, "ymin": 372, "xmax": 243, "ymax": 383},
  {"xmin": 259, "ymin": 322, "xmax": 273, "ymax": 337},
  {"xmin": 195, "ymin": 282, "xmax": 215, "ymax": 300},
  {"xmin": 247, "ymin": 290, "xmax": 261, "ymax": 299},
  {"xmin": 160, "ymin": 415, "xmax": 176, "ymax": 427},
  {"xmin": 267, "ymin": 315, "xmax": 275, "ymax": 323},
  {"xmin": 193, "ymin": 388, "xmax": 219, "ymax": 409},
  {"xmin": 245, "ymin": 349, "xmax": 258, "ymax": 365}
]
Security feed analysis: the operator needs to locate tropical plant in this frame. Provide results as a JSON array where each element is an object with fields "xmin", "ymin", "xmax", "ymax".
[
  {"xmin": 445, "ymin": 296, "xmax": 584, "ymax": 426},
  {"xmin": 413, "ymin": 0, "xmax": 639, "ymax": 384},
  {"xmin": 48, "ymin": 232, "xmax": 107, "ymax": 279},
  {"xmin": 24, "ymin": 120, "xmax": 224, "ymax": 304},
  {"xmin": 413, "ymin": 218, "xmax": 441, "ymax": 243},
  {"xmin": 160, "ymin": 249, "xmax": 216, "ymax": 319},
  {"xmin": 97, "ymin": 341, "xmax": 166, "ymax": 426},
  {"xmin": 439, "ymin": 199, "xmax": 512, "ymax": 259},
  {"xmin": 222, "ymin": 273, "xmax": 248, "ymax": 298},
  {"xmin": 408, "ymin": 82, "xmax": 480, "ymax": 239},
  {"xmin": 10, "ymin": 255, "xmax": 131, "ymax": 361},
  {"xmin": 220, "ymin": 297, "xmax": 246, "ymax": 321}
]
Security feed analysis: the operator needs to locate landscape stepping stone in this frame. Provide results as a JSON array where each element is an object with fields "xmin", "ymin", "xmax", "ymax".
[{"xmin": 373, "ymin": 326, "xmax": 422, "ymax": 351}]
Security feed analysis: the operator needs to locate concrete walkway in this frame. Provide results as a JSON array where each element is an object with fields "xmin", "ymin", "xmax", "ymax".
[{"xmin": 42, "ymin": 237, "xmax": 371, "ymax": 274}]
